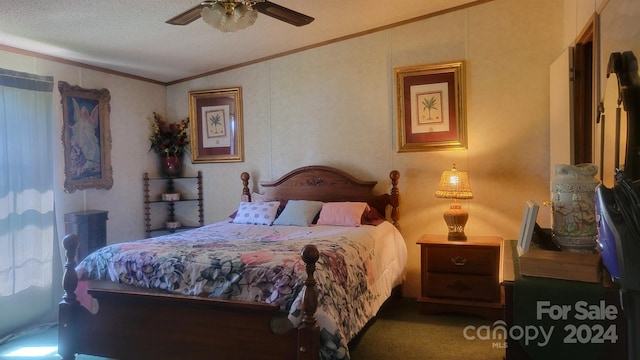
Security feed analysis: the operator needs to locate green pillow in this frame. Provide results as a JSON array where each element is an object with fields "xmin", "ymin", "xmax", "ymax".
[{"xmin": 273, "ymin": 200, "xmax": 324, "ymax": 226}]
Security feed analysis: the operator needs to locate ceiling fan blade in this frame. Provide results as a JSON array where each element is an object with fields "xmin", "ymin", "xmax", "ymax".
[
  {"xmin": 166, "ymin": 3, "xmax": 210, "ymax": 25},
  {"xmin": 253, "ymin": 1, "xmax": 314, "ymax": 27}
]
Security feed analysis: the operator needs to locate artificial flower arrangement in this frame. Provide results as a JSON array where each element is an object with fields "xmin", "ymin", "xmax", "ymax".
[{"xmin": 148, "ymin": 112, "xmax": 190, "ymax": 156}]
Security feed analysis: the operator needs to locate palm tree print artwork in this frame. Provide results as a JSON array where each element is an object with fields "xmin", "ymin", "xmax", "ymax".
[
  {"xmin": 396, "ymin": 62, "xmax": 466, "ymax": 151},
  {"xmin": 209, "ymin": 114, "xmax": 222, "ymax": 133},
  {"xmin": 189, "ymin": 87, "xmax": 243, "ymax": 162},
  {"xmin": 417, "ymin": 92, "xmax": 443, "ymax": 124},
  {"xmin": 205, "ymin": 110, "xmax": 226, "ymax": 138},
  {"xmin": 422, "ymin": 96, "xmax": 438, "ymax": 120}
]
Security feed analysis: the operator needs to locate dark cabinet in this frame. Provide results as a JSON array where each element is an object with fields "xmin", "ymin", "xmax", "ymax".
[
  {"xmin": 64, "ymin": 210, "xmax": 108, "ymax": 261},
  {"xmin": 501, "ymin": 240, "xmax": 626, "ymax": 359}
]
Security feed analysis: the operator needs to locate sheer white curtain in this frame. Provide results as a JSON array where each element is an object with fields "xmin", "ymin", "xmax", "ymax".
[{"xmin": 0, "ymin": 68, "xmax": 58, "ymax": 341}]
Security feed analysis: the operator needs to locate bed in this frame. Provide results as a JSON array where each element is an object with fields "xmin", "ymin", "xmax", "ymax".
[{"xmin": 58, "ymin": 165, "xmax": 406, "ymax": 360}]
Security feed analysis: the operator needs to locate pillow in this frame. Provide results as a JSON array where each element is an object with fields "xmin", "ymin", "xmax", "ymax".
[
  {"xmin": 361, "ymin": 205, "xmax": 386, "ymax": 226},
  {"xmin": 273, "ymin": 200, "xmax": 324, "ymax": 226},
  {"xmin": 316, "ymin": 202, "xmax": 368, "ymax": 227},
  {"xmin": 249, "ymin": 192, "xmax": 268, "ymax": 202},
  {"xmin": 229, "ymin": 193, "xmax": 287, "ymax": 220},
  {"xmin": 231, "ymin": 201, "xmax": 280, "ymax": 225}
]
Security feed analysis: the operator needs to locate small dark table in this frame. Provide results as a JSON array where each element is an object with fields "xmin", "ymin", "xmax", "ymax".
[
  {"xmin": 64, "ymin": 210, "xmax": 108, "ymax": 261},
  {"xmin": 500, "ymin": 240, "xmax": 627, "ymax": 360}
]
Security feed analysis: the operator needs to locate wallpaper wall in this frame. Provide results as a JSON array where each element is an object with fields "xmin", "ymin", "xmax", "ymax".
[
  {"xmin": 2, "ymin": 0, "xmax": 613, "ymax": 298},
  {"xmin": 167, "ymin": 0, "xmax": 564, "ymax": 297}
]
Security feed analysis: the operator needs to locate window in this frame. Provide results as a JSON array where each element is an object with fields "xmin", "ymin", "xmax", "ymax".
[{"xmin": 0, "ymin": 68, "xmax": 56, "ymax": 339}]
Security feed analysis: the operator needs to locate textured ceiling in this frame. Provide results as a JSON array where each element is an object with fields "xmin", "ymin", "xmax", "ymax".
[{"xmin": 0, "ymin": 0, "xmax": 482, "ymax": 83}]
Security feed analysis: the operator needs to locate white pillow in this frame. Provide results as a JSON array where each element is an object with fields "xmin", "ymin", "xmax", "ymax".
[
  {"xmin": 232, "ymin": 201, "xmax": 280, "ymax": 225},
  {"xmin": 249, "ymin": 192, "xmax": 269, "ymax": 202}
]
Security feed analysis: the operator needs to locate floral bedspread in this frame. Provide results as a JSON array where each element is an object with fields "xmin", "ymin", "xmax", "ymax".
[{"xmin": 77, "ymin": 221, "xmax": 407, "ymax": 360}]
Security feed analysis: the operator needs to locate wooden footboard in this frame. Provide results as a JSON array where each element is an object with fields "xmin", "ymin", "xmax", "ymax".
[{"xmin": 58, "ymin": 234, "xmax": 320, "ymax": 360}]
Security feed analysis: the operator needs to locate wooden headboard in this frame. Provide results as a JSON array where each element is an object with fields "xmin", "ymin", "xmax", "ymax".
[{"xmin": 240, "ymin": 165, "xmax": 400, "ymax": 228}]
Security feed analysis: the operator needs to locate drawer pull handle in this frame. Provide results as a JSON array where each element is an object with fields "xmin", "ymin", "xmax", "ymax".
[{"xmin": 451, "ymin": 256, "xmax": 467, "ymax": 266}]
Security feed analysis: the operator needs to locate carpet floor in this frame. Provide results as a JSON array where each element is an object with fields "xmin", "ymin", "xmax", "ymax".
[
  {"xmin": 0, "ymin": 297, "xmax": 505, "ymax": 359},
  {"xmin": 349, "ymin": 297, "xmax": 505, "ymax": 359}
]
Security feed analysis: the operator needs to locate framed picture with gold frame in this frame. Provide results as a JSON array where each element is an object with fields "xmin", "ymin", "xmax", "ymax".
[
  {"xmin": 189, "ymin": 87, "xmax": 244, "ymax": 163},
  {"xmin": 395, "ymin": 61, "xmax": 467, "ymax": 152},
  {"xmin": 59, "ymin": 81, "xmax": 113, "ymax": 193}
]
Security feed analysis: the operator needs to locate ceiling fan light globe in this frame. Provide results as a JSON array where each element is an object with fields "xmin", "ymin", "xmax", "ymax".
[
  {"xmin": 201, "ymin": 5, "xmax": 225, "ymax": 28},
  {"xmin": 235, "ymin": 4, "xmax": 248, "ymax": 17},
  {"xmin": 221, "ymin": 16, "xmax": 239, "ymax": 32},
  {"xmin": 236, "ymin": 5, "xmax": 258, "ymax": 29}
]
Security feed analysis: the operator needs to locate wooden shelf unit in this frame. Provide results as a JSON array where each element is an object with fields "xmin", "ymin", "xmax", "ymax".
[{"xmin": 143, "ymin": 171, "xmax": 203, "ymax": 238}]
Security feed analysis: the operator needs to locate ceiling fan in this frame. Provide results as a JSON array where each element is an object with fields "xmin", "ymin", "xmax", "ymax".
[{"xmin": 166, "ymin": 1, "xmax": 314, "ymax": 29}]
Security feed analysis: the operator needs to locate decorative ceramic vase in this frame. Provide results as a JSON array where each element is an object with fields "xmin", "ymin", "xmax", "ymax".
[
  {"xmin": 160, "ymin": 153, "xmax": 182, "ymax": 177},
  {"xmin": 551, "ymin": 163, "xmax": 599, "ymax": 253}
]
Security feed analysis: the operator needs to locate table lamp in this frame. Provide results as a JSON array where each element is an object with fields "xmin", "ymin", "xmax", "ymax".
[{"xmin": 435, "ymin": 164, "xmax": 473, "ymax": 240}]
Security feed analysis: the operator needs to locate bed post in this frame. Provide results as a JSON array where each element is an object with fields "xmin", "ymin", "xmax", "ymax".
[
  {"xmin": 58, "ymin": 234, "xmax": 80, "ymax": 360},
  {"xmin": 241, "ymin": 171, "xmax": 251, "ymax": 202},
  {"xmin": 389, "ymin": 170, "xmax": 400, "ymax": 228},
  {"xmin": 298, "ymin": 244, "xmax": 320, "ymax": 360}
]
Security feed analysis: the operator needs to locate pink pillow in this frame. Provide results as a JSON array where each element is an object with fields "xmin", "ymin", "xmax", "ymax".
[{"xmin": 316, "ymin": 202, "xmax": 368, "ymax": 227}]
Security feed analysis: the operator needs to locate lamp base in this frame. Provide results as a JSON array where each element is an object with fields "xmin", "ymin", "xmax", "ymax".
[
  {"xmin": 443, "ymin": 200, "xmax": 469, "ymax": 241},
  {"xmin": 447, "ymin": 230, "xmax": 468, "ymax": 241}
]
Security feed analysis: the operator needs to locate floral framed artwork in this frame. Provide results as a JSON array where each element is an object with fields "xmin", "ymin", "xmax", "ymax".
[
  {"xmin": 189, "ymin": 87, "xmax": 244, "ymax": 163},
  {"xmin": 59, "ymin": 81, "xmax": 113, "ymax": 193},
  {"xmin": 395, "ymin": 61, "xmax": 467, "ymax": 152}
]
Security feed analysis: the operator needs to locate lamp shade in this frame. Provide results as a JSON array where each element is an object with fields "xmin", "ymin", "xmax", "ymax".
[{"xmin": 435, "ymin": 165, "xmax": 473, "ymax": 199}]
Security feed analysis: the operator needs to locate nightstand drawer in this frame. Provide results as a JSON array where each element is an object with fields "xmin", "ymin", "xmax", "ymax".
[
  {"xmin": 425, "ymin": 273, "xmax": 499, "ymax": 302},
  {"xmin": 426, "ymin": 246, "xmax": 497, "ymax": 275}
]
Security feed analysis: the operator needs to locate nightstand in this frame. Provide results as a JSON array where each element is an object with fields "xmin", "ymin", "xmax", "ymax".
[{"xmin": 416, "ymin": 234, "xmax": 503, "ymax": 320}]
